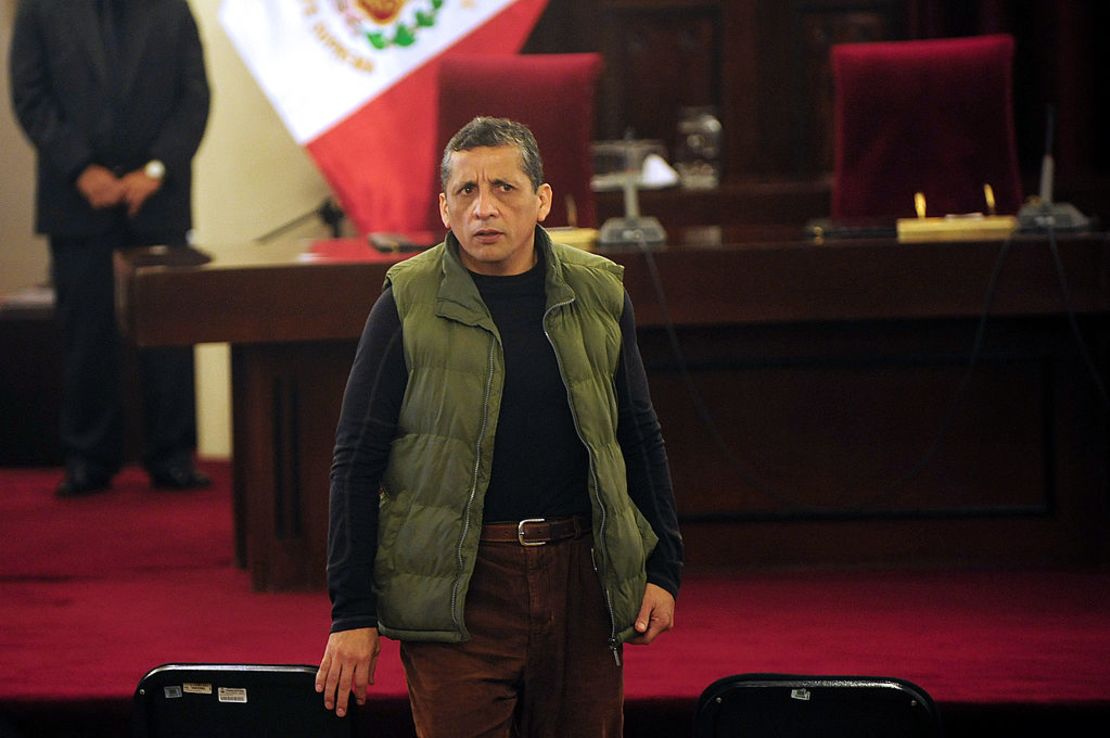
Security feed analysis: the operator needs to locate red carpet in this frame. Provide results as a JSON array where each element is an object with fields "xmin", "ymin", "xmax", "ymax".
[
  {"xmin": 0, "ymin": 466, "xmax": 234, "ymax": 579},
  {"xmin": 2, "ymin": 463, "xmax": 1109, "ymax": 736}
]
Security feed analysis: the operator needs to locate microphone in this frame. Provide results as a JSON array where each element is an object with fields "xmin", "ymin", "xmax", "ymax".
[
  {"xmin": 1037, "ymin": 104, "xmax": 1055, "ymax": 204},
  {"xmin": 1019, "ymin": 104, "xmax": 1091, "ymax": 232}
]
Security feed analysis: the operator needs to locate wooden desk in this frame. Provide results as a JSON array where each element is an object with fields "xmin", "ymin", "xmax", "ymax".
[
  {"xmin": 0, "ymin": 288, "xmax": 63, "ymax": 466},
  {"xmin": 116, "ymin": 230, "xmax": 1110, "ymax": 589}
]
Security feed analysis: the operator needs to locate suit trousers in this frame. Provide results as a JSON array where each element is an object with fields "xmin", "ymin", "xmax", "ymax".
[
  {"xmin": 49, "ymin": 224, "xmax": 197, "ymax": 472},
  {"xmin": 400, "ymin": 532, "xmax": 623, "ymax": 738}
]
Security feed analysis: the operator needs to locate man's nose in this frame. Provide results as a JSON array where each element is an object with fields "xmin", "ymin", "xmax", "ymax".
[{"xmin": 472, "ymin": 187, "xmax": 497, "ymax": 218}]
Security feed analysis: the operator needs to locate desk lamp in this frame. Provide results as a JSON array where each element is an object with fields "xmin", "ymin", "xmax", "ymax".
[{"xmin": 591, "ymin": 138, "xmax": 673, "ymax": 250}]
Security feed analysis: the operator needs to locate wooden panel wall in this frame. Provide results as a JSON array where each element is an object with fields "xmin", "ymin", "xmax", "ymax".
[
  {"xmin": 527, "ymin": 0, "xmax": 907, "ymax": 180},
  {"xmin": 523, "ymin": 0, "xmax": 1110, "ymax": 219}
]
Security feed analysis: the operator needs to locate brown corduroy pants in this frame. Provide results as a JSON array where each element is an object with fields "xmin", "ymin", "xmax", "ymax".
[{"xmin": 400, "ymin": 533, "xmax": 624, "ymax": 738}]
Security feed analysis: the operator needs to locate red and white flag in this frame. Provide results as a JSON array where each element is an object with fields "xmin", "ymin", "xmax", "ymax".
[{"xmin": 220, "ymin": 0, "xmax": 548, "ymax": 234}]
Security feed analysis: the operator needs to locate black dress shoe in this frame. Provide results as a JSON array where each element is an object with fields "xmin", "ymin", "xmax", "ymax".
[
  {"xmin": 149, "ymin": 463, "xmax": 211, "ymax": 490},
  {"xmin": 56, "ymin": 464, "xmax": 112, "ymax": 498}
]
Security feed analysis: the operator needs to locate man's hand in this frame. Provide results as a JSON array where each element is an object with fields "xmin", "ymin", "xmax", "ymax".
[
  {"xmin": 120, "ymin": 169, "xmax": 162, "ymax": 217},
  {"xmin": 76, "ymin": 164, "xmax": 124, "ymax": 209},
  {"xmin": 316, "ymin": 627, "xmax": 380, "ymax": 718},
  {"xmin": 627, "ymin": 582, "xmax": 675, "ymax": 645}
]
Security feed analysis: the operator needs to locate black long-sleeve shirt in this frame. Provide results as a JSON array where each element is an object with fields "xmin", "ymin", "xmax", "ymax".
[{"xmin": 328, "ymin": 254, "xmax": 683, "ymax": 632}]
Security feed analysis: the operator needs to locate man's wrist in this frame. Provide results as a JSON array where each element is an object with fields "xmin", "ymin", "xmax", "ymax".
[
  {"xmin": 330, "ymin": 616, "xmax": 378, "ymax": 633},
  {"xmin": 72, "ymin": 161, "xmax": 96, "ymax": 183}
]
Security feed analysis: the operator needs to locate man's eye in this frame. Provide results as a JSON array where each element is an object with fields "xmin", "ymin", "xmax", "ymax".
[{"xmin": 460, "ymin": 184, "xmax": 475, "ymax": 194}]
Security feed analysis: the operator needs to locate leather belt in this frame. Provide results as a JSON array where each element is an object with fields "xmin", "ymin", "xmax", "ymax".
[{"xmin": 480, "ymin": 515, "xmax": 591, "ymax": 547}]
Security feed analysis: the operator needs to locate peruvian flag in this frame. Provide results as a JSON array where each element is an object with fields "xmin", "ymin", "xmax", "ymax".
[{"xmin": 220, "ymin": 0, "xmax": 548, "ymax": 234}]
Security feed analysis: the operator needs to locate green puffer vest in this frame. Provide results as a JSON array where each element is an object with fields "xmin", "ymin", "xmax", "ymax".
[{"xmin": 374, "ymin": 228, "xmax": 659, "ymax": 647}]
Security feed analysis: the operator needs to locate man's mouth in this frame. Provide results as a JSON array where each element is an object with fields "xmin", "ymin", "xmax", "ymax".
[{"xmin": 473, "ymin": 228, "xmax": 502, "ymax": 243}]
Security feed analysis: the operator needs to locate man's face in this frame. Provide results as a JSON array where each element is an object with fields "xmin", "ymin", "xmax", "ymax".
[{"xmin": 439, "ymin": 145, "xmax": 552, "ymax": 276}]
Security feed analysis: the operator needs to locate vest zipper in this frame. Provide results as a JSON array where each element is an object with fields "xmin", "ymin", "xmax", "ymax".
[
  {"xmin": 543, "ymin": 299, "xmax": 620, "ymax": 664},
  {"xmin": 450, "ymin": 331, "xmax": 497, "ymax": 631}
]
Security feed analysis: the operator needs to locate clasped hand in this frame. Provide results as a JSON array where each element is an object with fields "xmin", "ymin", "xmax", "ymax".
[{"xmin": 76, "ymin": 164, "xmax": 161, "ymax": 216}]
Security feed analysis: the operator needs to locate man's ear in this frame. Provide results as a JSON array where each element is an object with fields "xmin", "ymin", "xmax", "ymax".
[
  {"xmin": 439, "ymin": 192, "xmax": 450, "ymax": 228},
  {"xmin": 536, "ymin": 183, "xmax": 553, "ymax": 223}
]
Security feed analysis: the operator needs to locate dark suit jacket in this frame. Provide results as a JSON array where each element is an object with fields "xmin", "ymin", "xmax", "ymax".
[{"xmin": 9, "ymin": 0, "xmax": 210, "ymax": 237}]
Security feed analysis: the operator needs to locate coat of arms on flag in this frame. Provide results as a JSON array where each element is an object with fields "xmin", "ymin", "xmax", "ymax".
[
  {"xmin": 221, "ymin": 0, "xmax": 548, "ymax": 233},
  {"xmin": 339, "ymin": 0, "xmax": 442, "ymax": 49},
  {"xmin": 308, "ymin": 0, "xmax": 447, "ymax": 70}
]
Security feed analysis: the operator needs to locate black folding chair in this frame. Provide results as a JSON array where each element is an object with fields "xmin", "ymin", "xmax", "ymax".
[
  {"xmin": 693, "ymin": 673, "xmax": 943, "ymax": 738},
  {"xmin": 132, "ymin": 663, "xmax": 350, "ymax": 738}
]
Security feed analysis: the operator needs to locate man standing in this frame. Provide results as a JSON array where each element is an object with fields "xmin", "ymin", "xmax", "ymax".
[
  {"xmin": 10, "ymin": 0, "xmax": 211, "ymax": 496},
  {"xmin": 317, "ymin": 117, "xmax": 683, "ymax": 737}
]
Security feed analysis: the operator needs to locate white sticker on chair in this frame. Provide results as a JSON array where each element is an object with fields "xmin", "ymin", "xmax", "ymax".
[{"xmin": 218, "ymin": 687, "xmax": 248, "ymax": 703}]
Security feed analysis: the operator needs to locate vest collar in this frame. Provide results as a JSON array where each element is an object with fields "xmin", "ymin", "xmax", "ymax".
[{"xmin": 436, "ymin": 227, "xmax": 575, "ymax": 327}]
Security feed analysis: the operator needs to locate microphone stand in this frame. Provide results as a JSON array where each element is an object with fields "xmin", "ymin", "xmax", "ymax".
[{"xmin": 256, "ymin": 197, "xmax": 346, "ymax": 243}]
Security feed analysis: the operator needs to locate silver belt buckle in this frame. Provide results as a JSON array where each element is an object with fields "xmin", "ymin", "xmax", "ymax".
[{"xmin": 517, "ymin": 518, "xmax": 547, "ymax": 546}]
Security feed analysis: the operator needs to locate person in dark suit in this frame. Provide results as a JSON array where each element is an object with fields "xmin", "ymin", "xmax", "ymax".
[{"xmin": 9, "ymin": 0, "xmax": 211, "ymax": 496}]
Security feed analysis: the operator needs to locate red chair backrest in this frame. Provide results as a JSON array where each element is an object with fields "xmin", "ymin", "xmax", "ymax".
[
  {"xmin": 832, "ymin": 34, "xmax": 1023, "ymax": 219},
  {"xmin": 433, "ymin": 53, "xmax": 604, "ymax": 229}
]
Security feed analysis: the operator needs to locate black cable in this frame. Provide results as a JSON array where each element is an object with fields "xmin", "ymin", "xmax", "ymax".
[
  {"xmin": 877, "ymin": 235, "xmax": 1014, "ymax": 501},
  {"xmin": 636, "ymin": 231, "xmax": 1016, "ymax": 513},
  {"xmin": 635, "ymin": 233, "xmax": 773, "ymax": 503},
  {"xmin": 1044, "ymin": 226, "xmax": 1110, "ymax": 410}
]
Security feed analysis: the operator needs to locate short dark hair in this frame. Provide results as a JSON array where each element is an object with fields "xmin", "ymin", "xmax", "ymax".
[{"xmin": 440, "ymin": 116, "xmax": 545, "ymax": 192}]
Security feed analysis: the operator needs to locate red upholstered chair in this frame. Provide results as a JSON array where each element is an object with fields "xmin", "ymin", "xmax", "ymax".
[
  {"xmin": 831, "ymin": 34, "xmax": 1023, "ymax": 219},
  {"xmin": 433, "ymin": 53, "xmax": 603, "ymax": 229}
]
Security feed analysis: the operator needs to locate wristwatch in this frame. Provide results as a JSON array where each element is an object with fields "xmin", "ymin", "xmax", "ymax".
[{"xmin": 144, "ymin": 159, "xmax": 166, "ymax": 181}]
